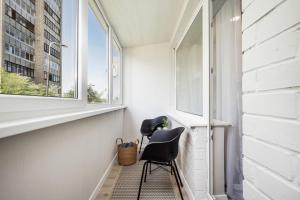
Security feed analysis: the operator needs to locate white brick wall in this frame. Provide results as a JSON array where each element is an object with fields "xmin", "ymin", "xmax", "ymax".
[
  {"xmin": 171, "ymin": 120, "xmax": 209, "ymax": 200},
  {"xmin": 242, "ymin": 0, "xmax": 300, "ymax": 199}
]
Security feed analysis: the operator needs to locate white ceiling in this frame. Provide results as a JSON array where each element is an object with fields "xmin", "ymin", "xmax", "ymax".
[{"xmin": 100, "ymin": 0, "xmax": 185, "ymax": 47}]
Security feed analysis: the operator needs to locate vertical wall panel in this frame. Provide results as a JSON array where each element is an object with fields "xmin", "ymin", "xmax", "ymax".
[{"xmin": 242, "ymin": 0, "xmax": 300, "ymax": 199}]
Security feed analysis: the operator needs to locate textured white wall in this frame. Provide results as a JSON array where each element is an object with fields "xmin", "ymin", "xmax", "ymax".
[
  {"xmin": 123, "ymin": 43, "xmax": 171, "ymax": 141},
  {"xmin": 242, "ymin": 0, "xmax": 300, "ymax": 199},
  {"xmin": 0, "ymin": 110, "xmax": 124, "ymax": 200},
  {"xmin": 171, "ymin": 120, "xmax": 210, "ymax": 200}
]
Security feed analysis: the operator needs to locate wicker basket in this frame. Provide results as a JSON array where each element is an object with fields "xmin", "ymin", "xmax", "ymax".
[{"xmin": 116, "ymin": 138, "xmax": 139, "ymax": 166}]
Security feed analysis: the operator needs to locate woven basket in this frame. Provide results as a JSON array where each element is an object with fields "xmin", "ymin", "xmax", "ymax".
[{"xmin": 116, "ymin": 138, "xmax": 139, "ymax": 166}]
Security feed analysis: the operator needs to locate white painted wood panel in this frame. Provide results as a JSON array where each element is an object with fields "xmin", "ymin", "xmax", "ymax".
[
  {"xmin": 243, "ymin": 91, "xmax": 299, "ymax": 119},
  {"xmin": 242, "ymin": 71, "xmax": 256, "ymax": 92},
  {"xmin": 242, "ymin": 0, "xmax": 284, "ymax": 31},
  {"xmin": 243, "ymin": 136, "xmax": 295, "ymax": 180},
  {"xmin": 242, "ymin": 0, "xmax": 255, "ymax": 11},
  {"xmin": 242, "ymin": 24, "xmax": 256, "ymax": 51},
  {"xmin": 242, "ymin": 0, "xmax": 300, "ymax": 199},
  {"xmin": 242, "ymin": 0, "xmax": 300, "ymax": 51},
  {"xmin": 243, "ymin": 181, "xmax": 272, "ymax": 200},
  {"xmin": 243, "ymin": 114, "xmax": 300, "ymax": 153},
  {"xmin": 243, "ymin": 26, "xmax": 300, "ymax": 72},
  {"xmin": 243, "ymin": 158, "xmax": 300, "ymax": 200},
  {"xmin": 243, "ymin": 59, "xmax": 300, "ymax": 92},
  {"xmin": 256, "ymin": 60, "xmax": 300, "ymax": 91}
]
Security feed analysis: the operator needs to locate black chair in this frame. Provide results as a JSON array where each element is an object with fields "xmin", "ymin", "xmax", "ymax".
[
  {"xmin": 137, "ymin": 127, "xmax": 185, "ymax": 200},
  {"xmin": 139, "ymin": 116, "xmax": 168, "ymax": 153}
]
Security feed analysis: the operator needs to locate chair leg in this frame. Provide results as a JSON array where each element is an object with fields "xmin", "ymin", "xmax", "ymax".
[
  {"xmin": 144, "ymin": 161, "xmax": 149, "ymax": 182},
  {"xmin": 139, "ymin": 136, "xmax": 144, "ymax": 153},
  {"xmin": 173, "ymin": 160, "xmax": 183, "ymax": 187},
  {"xmin": 138, "ymin": 161, "xmax": 148, "ymax": 200},
  {"xmin": 170, "ymin": 161, "xmax": 173, "ymax": 175},
  {"xmin": 171, "ymin": 165, "xmax": 184, "ymax": 200},
  {"xmin": 149, "ymin": 161, "xmax": 152, "ymax": 174}
]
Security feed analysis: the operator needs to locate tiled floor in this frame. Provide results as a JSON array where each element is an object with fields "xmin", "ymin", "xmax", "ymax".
[{"xmin": 96, "ymin": 162, "xmax": 189, "ymax": 200}]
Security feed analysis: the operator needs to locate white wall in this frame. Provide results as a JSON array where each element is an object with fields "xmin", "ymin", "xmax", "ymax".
[
  {"xmin": 0, "ymin": 110, "xmax": 124, "ymax": 200},
  {"xmin": 123, "ymin": 43, "xmax": 170, "ymax": 141},
  {"xmin": 171, "ymin": 120, "xmax": 210, "ymax": 199},
  {"xmin": 242, "ymin": 0, "xmax": 300, "ymax": 199}
]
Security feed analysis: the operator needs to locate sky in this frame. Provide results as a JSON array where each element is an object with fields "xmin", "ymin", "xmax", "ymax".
[
  {"xmin": 87, "ymin": 7, "xmax": 108, "ymax": 99},
  {"xmin": 61, "ymin": 0, "xmax": 77, "ymax": 93},
  {"xmin": 61, "ymin": 1, "xmax": 108, "ymax": 99}
]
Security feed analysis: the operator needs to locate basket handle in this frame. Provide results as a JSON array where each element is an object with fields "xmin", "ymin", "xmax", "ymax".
[
  {"xmin": 116, "ymin": 138, "xmax": 123, "ymax": 145},
  {"xmin": 135, "ymin": 139, "xmax": 139, "ymax": 145}
]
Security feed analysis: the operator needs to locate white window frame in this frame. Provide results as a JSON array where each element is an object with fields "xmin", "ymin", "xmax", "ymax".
[
  {"xmin": 0, "ymin": 0, "xmax": 85, "ymax": 114},
  {"xmin": 110, "ymin": 30, "xmax": 123, "ymax": 105},
  {"xmin": 173, "ymin": 1, "xmax": 212, "ymax": 198},
  {"xmin": 0, "ymin": 0, "xmax": 123, "ymax": 119},
  {"xmin": 174, "ymin": 0, "xmax": 210, "ymax": 120},
  {"xmin": 88, "ymin": 0, "xmax": 123, "ymax": 106}
]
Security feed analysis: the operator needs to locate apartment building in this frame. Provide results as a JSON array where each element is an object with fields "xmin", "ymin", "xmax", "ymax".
[{"xmin": 0, "ymin": 0, "xmax": 62, "ymax": 87}]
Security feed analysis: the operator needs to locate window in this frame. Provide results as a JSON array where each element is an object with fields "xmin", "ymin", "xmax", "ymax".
[
  {"xmin": 112, "ymin": 38, "xmax": 122, "ymax": 104},
  {"xmin": 0, "ymin": 0, "xmax": 122, "ymax": 117},
  {"xmin": 0, "ymin": 0, "xmax": 78, "ymax": 98},
  {"xmin": 87, "ymin": 6, "xmax": 109, "ymax": 104},
  {"xmin": 176, "ymin": 10, "xmax": 203, "ymax": 116}
]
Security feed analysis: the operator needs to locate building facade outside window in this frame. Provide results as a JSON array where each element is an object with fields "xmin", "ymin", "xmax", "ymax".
[
  {"xmin": 0, "ymin": 0, "xmax": 123, "ymax": 116},
  {"xmin": 0, "ymin": 0, "xmax": 78, "ymax": 98}
]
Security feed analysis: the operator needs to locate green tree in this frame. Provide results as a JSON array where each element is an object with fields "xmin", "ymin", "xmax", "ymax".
[
  {"xmin": 87, "ymin": 84, "xmax": 106, "ymax": 103},
  {"xmin": 0, "ymin": 68, "xmax": 59, "ymax": 96},
  {"xmin": 63, "ymin": 85, "xmax": 106, "ymax": 103},
  {"xmin": 63, "ymin": 89, "xmax": 75, "ymax": 98},
  {"xmin": 0, "ymin": 69, "xmax": 107, "ymax": 101}
]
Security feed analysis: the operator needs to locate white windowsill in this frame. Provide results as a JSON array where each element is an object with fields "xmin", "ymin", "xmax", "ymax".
[
  {"xmin": 0, "ymin": 105, "xmax": 126, "ymax": 139},
  {"xmin": 168, "ymin": 111, "xmax": 231, "ymax": 129}
]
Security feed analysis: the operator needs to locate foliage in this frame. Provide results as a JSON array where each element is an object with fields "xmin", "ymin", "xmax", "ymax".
[
  {"xmin": 63, "ymin": 85, "xmax": 106, "ymax": 103},
  {"xmin": 0, "ymin": 68, "xmax": 59, "ymax": 96},
  {"xmin": 63, "ymin": 89, "xmax": 75, "ymax": 98},
  {"xmin": 0, "ymin": 68, "xmax": 106, "ymax": 102},
  {"xmin": 162, "ymin": 118, "xmax": 169, "ymax": 128},
  {"xmin": 87, "ymin": 84, "xmax": 107, "ymax": 103}
]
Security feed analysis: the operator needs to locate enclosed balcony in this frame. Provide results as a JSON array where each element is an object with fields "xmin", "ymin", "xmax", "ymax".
[{"xmin": 0, "ymin": 0, "xmax": 299, "ymax": 200}]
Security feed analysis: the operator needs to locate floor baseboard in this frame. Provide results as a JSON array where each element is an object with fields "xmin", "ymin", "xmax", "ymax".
[{"xmin": 88, "ymin": 153, "xmax": 118, "ymax": 200}]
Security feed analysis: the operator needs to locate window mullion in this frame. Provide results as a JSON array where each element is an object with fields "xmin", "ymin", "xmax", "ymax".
[{"xmin": 108, "ymin": 27, "xmax": 113, "ymax": 105}]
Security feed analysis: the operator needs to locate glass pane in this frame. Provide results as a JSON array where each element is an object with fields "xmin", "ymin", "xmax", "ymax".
[
  {"xmin": 176, "ymin": 9, "xmax": 203, "ymax": 116},
  {"xmin": 0, "ymin": 0, "xmax": 78, "ymax": 98},
  {"xmin": 112, "ymin": 39, "xmax": 121, "ymax": 104},
  {"xmin": 88, "ymin": 7, "xmax": 108, "ymax": 104},
  {"xmin": 61, "ymin": 0, "xmax": 78, "ymax": 98}
]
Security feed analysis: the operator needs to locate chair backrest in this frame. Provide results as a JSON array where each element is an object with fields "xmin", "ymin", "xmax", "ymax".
[
  {"xmin": 162, "ymin": 127, "xmax": 185, "ymax": 160},
  {"xmin": 140, "ymin": 116, "xmax": 167, "ymax": 134},
  {"xmin": 141, "ymin": 127, "xmax": 185, "ymax": 162},
  {"xmin": 151, "ymin": 116, "xmax": 168, "ymax": 131}
]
